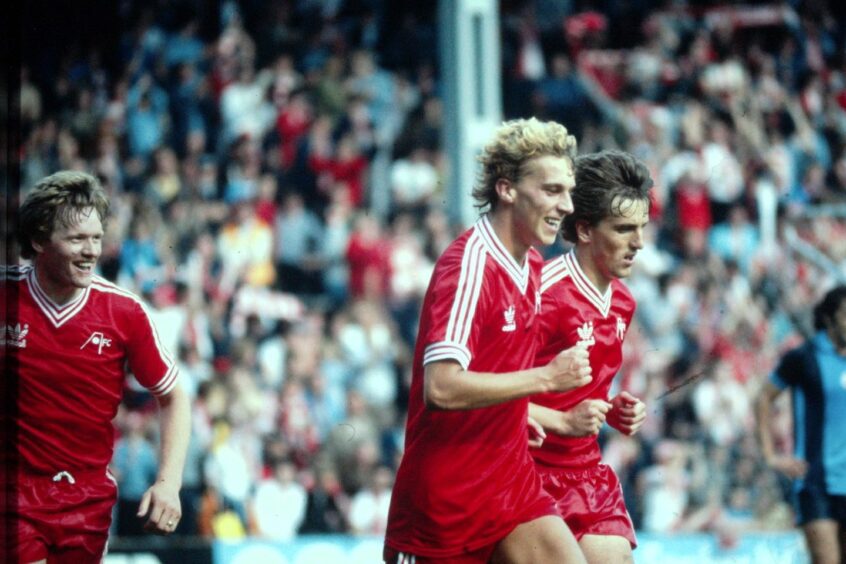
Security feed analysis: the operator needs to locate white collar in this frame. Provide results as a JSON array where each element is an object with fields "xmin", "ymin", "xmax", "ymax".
[
  {"xmin": 564, "ymin": 251, "xmax": 612, "ymax": 317},
  {"xmin": 27, "ymin": 267, "xmax": 91, "ymax": 327},
  {"xmin": 475, "ymin": 215, "xmax": 530, "ymax": 293}
]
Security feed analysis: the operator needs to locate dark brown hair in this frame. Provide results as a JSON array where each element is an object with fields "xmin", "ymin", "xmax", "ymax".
[{"xmin": 561, "ymin": 150, "xmax": 653, "ymax": 243}]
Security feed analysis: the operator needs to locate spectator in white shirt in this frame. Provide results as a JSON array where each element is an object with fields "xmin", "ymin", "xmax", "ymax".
[
  {"xmin": 348, "ymin": 465, "xmax": 393, "ymax": 536},
  {"xmin": 251, "ymin": 458, "xmax": 307, "ymax": 540}
]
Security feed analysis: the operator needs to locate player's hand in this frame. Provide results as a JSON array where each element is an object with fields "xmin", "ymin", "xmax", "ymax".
[
  {"xmin": 527, "ymin": 415, "xmax": 547, "ymax": 448},
  {"xmin": 562, "ymin": 399, "xmax": 611, "ymax": 436},
  {"xmin": 546, "ymin": 344, "xmax": 591, "ymax": 392},
  {"xmin": 137, "ymin": 480, "xmax": 182, "ymax": 535},
  {"xmin": 607, "ymin": 391, "xmax": 646, "ymax": 436},
  {"xmin": 768, "ymin": 455, "xmax": 808, "ymax": 479}
]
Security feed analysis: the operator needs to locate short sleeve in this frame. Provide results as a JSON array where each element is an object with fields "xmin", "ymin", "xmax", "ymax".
[
  {"xmin": 126, "ymin": 299, "xmax": 179, "ymax": 395},
  {"xmin": 770, "ymin": 348, "xmax": 804, "ymax": 390},
  {"xmin": 422, "ymin": 239, "xmax": 489, "ymax": 370}
]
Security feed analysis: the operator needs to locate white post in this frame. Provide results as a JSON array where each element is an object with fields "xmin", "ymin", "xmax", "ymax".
[{"xmin": 439, "ymin": 0, "xmax": 503, "ymax": 229}]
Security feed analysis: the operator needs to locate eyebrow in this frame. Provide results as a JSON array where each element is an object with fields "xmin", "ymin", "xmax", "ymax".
[{"xmin": 63, "ymin": 228, "xmax": 105, "ymax": 236}]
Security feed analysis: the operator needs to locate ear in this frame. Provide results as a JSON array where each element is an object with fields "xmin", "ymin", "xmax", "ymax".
[
  {"xmin": 30, "ymin": 239, "xmax": 45, "ymax": 254},
  {"xmin": 575, "ymin": 220, "xmax": 591, "ymax": 244},
  {"xmin": 495, "ymin": 179, "xmax": 515, "ymax": 205}
]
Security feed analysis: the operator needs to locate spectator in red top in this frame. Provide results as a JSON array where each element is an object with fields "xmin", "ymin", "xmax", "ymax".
[
  {"xmin": 277, "ymin": 89, "xmax": 313, "ymax": 170},
  {"xmin": 345, "ymin": 213, "xmax": 391, "ymax": 301},
  {"xmin": 675, "ymin": 170, "xmax": 712, "ymax": 258},
  {"xmin": 310, "ymin": 133, "xmax": 370, "ymax": 208},
  {"xmin": 254, "ymin": 174, "xmax": 279, "ymax": 226}
]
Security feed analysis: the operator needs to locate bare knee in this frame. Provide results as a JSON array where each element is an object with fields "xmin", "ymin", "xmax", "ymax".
[
  {"xmin": 493, "ymin": 516, "xmax": 586, "ymax": 564},
  {"xmin": 579, "ymin": 534, "xmax": 633, "ymax": 564},
  {"xmin": 807, "ymin": 544, "xmax": 840, "ymax": 564},
  {"xmin": 808, "ymin": 546, "xmax": 840, "ymax": 564},
  {"xmin": 803, "ymin": 520, "xmax": 841, "ymax": 564}
]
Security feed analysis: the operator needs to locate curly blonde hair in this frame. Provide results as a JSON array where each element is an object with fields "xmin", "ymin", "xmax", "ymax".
[{"xmin": 473, "ymin": 118, "xmax": 577, "ymax": 211}]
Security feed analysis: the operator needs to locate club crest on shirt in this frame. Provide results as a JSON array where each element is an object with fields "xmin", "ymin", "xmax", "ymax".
[
  {"xmin": 81, "ymin": 331, "xmax": 113, "ymax": 355},
  {"xmin": 577, "ymin": 321, "xmax": 595, "ymax": 348},
  {"xmin": 616, "ymin": 316, "xmax": 627, "ymax": 340},
  {"xmin": 2, "ymin": 323, "xmax": 29, "ymax": 348},
  {"xmin": 502, "ymin": 305, "xmax": 516, "ymax": 332}
]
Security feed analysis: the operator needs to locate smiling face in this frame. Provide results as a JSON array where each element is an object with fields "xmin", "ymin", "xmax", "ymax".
[
  {"xmin": 32, "ymin": 206, "xmax": 103, "ymax": 304},
  {"xmin": 504, "ymin": 155, "xmax": 576, "ymax": 253},
  {"xmin": 576, "ymin": 196, "xmax": 649, "ymax": 290}
]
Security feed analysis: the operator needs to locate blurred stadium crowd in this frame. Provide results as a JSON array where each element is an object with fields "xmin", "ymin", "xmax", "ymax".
[{"xmin": 13, "ymin": 0, "xmax": 846, "ymax": 546}]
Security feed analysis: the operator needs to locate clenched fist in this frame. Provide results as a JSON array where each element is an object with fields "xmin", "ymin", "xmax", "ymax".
[
  {"xmin": 545, "ymin": 343, "xmax": 592, "ymax": 392},
  {"xmin": 606, "ymin": 391, "xmax": 646, "ymax": 436},
  {"xmin": 563, "ymin": 399, "xmax": 611, "ymax": 436}
]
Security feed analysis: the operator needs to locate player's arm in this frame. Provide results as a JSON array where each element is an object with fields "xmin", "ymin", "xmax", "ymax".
[
  {"xmin": 606, "ymin": 391, "xmax": 647, "ymax": 436},
  {"xmin": 424, "ymin": 345, "xmax": 592, "ymax": 410},
  {"xmin": 138, "ymin": 383, "xmax": 191, "ymax": 534},
  {"xmin": 754, "ymin": 380, "xmax": 807, "ymax": 479},
  {"xmin": 528, "ymin": 400, "xmax": 611, "ymax": 437}
]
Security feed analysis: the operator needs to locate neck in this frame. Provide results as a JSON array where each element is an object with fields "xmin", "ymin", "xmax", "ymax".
[
  {"xmin": 489, "ymin": 210, "xmax": 529, "ymax": 265},
  {"xmin": 34, "ymin": 264, "xmax": 81, "ymax": 305},
  {"xmin": 574, "ymin": 245, "xmax": 611, "ymax": 293}
]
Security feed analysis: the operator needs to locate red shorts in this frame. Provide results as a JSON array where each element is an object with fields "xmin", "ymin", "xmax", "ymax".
[
  {"xmin": 7, "ymin": 468, "xmax": 117, "ymax": 564},
  {"xmin": 383, "ymin": 544, "xmax": 495, "ymax": 564},
  {"xmin": 536, "ymin": 463, "xmax": 636, "ymax": 548},
  {"xmin": 384, "ymin": 490, "xmax": 557, "ymax": 561}
]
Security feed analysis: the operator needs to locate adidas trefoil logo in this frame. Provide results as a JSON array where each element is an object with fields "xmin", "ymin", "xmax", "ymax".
[
  {"xmin": 2, "ymin": 323, "xmax": 29, "ymax": 348},
  {"xmin": 577, "ymin": 321, "xmax": 595, "ymax": 348},
  {"xmin": 616, "ymin": 316, "xmax": 627, "ymax": 340},
  {"xmin": 502, "ymin": 305, "xmax": 516, "ymax": 332}
]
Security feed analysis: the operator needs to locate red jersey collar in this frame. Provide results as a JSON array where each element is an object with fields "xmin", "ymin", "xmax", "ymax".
[
  {"xmin": 476, "ymin": 215, "xmax": 530, "ymax": 293},
  {"xmin": 563, "ymin": 251, "xmax": 612, "ymax": 317},
  {"xmin": 27, "ymin": 266, "xmax": 91, "ymax": 328}
]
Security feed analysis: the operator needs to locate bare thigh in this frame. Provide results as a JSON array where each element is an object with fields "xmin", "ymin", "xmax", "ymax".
[
  {"xmin": 802, "ymin": 519, "xmax": 841, "ymax": 564},
  {"xmin": 579, "ymin": 534, "xmax": 633, "ymax": 564},
  {"xmin": 491, "ymin": 515, "xmax": 587, "ymax": 564}
]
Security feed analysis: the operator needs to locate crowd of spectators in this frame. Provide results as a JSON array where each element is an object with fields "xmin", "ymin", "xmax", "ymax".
[{"xmin": 13, "ymin": 0, "xmax": 846, "ymax": 546}]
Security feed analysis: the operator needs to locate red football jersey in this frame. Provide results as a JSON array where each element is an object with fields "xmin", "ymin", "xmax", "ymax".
[
  {"xmin": 2, "ymin": 265, "xmax": 178, "ymax": 473},
  {"xmin": 385, "ymin": 216, "xmax": 550, "ymax": 557},
  {"xmin": 532, "ymin": 252, "xmax": 636, "ymax": 468}
]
